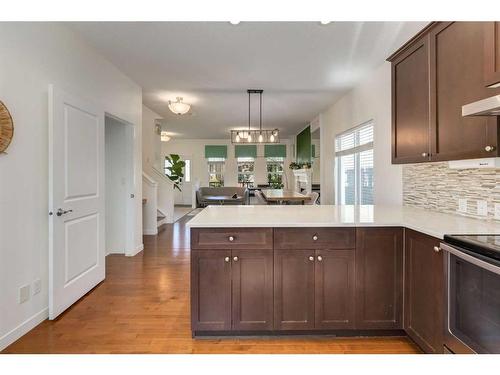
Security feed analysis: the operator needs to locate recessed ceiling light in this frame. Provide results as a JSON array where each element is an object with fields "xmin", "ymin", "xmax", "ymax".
[
  {"xmin": 320, "ymin": 21, "xmax": 331, "ymax": 25},
  {"xmin": 229, "ymin": 21, "xmax": 240, "ymax": 25}
]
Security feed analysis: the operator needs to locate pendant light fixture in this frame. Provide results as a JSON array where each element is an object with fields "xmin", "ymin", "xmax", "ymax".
[
  {"xmin": 168, "ymin": 97, "xmax": 191, "ymax": 115},
  {"xmin": 231, "ymin": 89, "xmax": 279, "ymax": 144}
]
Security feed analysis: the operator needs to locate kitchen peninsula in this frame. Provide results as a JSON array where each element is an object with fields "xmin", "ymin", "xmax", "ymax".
[{"xmin": 187, "ymin": 205, "xmax": 500, "ymax": 353}]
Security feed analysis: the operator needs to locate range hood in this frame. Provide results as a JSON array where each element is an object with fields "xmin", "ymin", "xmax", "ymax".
[{"xmin": 462, "ymin": 95, "xmax": 500, "ymax": 116}]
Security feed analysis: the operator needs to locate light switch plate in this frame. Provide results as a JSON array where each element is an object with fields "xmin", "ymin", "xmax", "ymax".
[
  {"xmin": 33, "ymin": 279, "xmax": 41, "ymax": 295},
  {"xmin": 458, "ymin": 198, "xmax": 467, "ymax": 213},
  {"xmin": 477, "ymin": 200, "xmax": 488, "ymax": 216},
  {"xmin": 494, "ymin": 203, "xmax": 500, "ymax": 220},
  {"xmin": 19, "ymin": 284, "xmax": 30, "ymax": 304}
]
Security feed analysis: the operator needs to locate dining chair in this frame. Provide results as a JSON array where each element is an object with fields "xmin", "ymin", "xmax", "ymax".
[
  {"xmin": 305, "ymin": 191, "xmax": 319, "ymax": 205},
  {"xmin": 254, "ymin": 190, "xmax": 268, "ymax": 205}
]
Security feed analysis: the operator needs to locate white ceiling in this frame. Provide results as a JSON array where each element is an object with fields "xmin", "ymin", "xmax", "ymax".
[{"xmin": 69, "ymin": 21, "xmax": 427, "ymax": 139}]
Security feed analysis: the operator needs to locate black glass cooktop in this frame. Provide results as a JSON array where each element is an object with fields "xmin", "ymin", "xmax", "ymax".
[{"xmin": 444, "ymin": 234, "xmax": 500, "ymax": 262}]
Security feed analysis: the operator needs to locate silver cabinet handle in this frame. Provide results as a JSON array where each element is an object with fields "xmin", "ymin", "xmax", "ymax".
[
  {"xmin": 56, "ymin": 208, "xmax": 73, "ymax": 216},
  {"xmin": 312, "ymin": 235, "xmax": 318, "ymax": 241},
  {"xmin": 224, "ymin": 256, "xmax": 230, "ymax": 263},
  {"xmin": 308, "ymin": 256, "xmax": 314, "ymax": 261},
  {"xmin": 485, "ymin": 145, "xmax": 495, "ymax": 152},
  {"xmin": 433, "ymin": 246, "xmax": 441, "ymax": 253},
  {"xmin": 228, "ymin": 236, "xmax": 235, "ymax": 242},
  {"xmin": 317, "ymin": 255, "xmax": 323, "ymax": 262},
  {"xmin": 233, "ymin": 256, "xmax": 239, "ymax": 262}
]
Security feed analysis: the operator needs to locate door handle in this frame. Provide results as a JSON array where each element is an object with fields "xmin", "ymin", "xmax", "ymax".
[{"xmin": 56, "ymin": 208, "xmax": 73, "ymax": 216}]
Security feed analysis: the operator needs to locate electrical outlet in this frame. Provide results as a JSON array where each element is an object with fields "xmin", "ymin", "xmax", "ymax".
[
  {"xmin": 494, "ymin": 203, "xmax": 500, "ymax": 220},
  {"xmin": 458, "ymin": 198, "xmax": 467, "ymax": 213},
  {"xmin": 33, "ymin": 279, "xmax": 41, "ymax": 295},
  {"xmin": 19, "ymin": 284, "xmax": 30, "ymax": 304},
  {"xmin": 477, "ymin": 200, "xmax": 488, "ymax": 216}
]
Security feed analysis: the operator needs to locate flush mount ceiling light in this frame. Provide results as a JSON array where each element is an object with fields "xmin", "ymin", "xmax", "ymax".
[
  {"xmin": 229, "ymin": 21, "xmax": 241, "ymax": 25},
  {"xmin": 168, "ymin": 97, "xmax": 191, "ymax": 115},
  {"xmin": 231, "ymin": 89, "xmax": 279, "ymax": 144},
  {"xmin": 319, "ymin": 21, "xmax": 331, "ymax": 25},
  {"xmin": 160, "ymin": 131, "xmax": 171, "ymax": 142}
]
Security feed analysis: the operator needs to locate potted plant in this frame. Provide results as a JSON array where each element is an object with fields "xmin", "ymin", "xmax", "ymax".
[
  {"xmin": 165, "ymin": 154, "xmax": 185, "ymax": 191},
  {"xmin": 289, "ymin": 162, "xmax": 301, "ymax": 170}
]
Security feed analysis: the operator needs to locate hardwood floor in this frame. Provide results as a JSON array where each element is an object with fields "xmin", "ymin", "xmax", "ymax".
[{"xmin": 2, "ymin": 216, "xmax": 420, "ymax": 354}]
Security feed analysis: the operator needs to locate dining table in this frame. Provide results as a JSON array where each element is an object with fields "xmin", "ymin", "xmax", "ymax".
[{"xmin": 261, "ymin": 189, "xmax": 311, "ymax": 205}]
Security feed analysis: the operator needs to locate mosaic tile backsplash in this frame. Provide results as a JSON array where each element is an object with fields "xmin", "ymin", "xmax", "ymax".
[{"xmin": 403, "ymin": 162, "xmax": 500, "ymax": 221}]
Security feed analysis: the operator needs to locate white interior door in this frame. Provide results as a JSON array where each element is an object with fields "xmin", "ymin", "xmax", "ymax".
[{"xmin": 48, "ymin": 85, "xmax": 105, "ymax": 319}]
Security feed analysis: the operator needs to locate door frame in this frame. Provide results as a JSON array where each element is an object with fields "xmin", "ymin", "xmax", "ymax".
[{"xmin": 104, "ymin": 113, "xmax": 136, "ymax": 256}]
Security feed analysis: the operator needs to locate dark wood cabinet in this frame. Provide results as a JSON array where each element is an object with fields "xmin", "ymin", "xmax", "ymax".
[
  {"xmin": 430, "ymin": 22, "xmax": 500, "ymax": 161},
  {"xmin": 191, "ymin": 249, "xmax": 273, "ymax": 332},
  {"xmin": 389, "ymin": 21, "xmax": 500, "ymax": 164},
  {"xmin": 232, "ymin": 249, "xmax": 274, "ymax": 331},
  {"xmin": 355, "ymin": 228, "xmax": 403, "ymax": 329},
  {"xmin": 484, "ymin": 21, "xmax": 500, "ymax": 87},
  {"xmin": 191, "ymin": 250, "xmax": 232, "ymax": 331},
  {"xmin": 391, "ymin": 35, "xmax": 431, "ymax": 164},
  {"xmin": 404, "ymin": 229, "xmax": 444, "ymax": 354},
  {"xmin": 315, "ymin": 250, "xmax": 355, "ymax": 329},
  {"xmin": 274, "ymin": 250, "xmax": 315, "ymax": 330}
]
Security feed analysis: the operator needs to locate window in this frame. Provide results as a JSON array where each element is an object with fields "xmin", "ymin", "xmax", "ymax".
[
  {"xmin": 335, "ymin": 121, "xmax": 374, "ymax": 205},
  {"xmin": 266, "ymin": 157, "xmax": 284, "ymax": 188},
  {"xmin": 184, "ymin": 159, "xmax": 191, "ymax": 182},
  {"xmin": 237, "ymin": 157, "xmax": 255, "ymax": 187},
  {"xmin": 207, "ymin": 157, "xmax": 225, "ymax": 187},
  {"xmin": 164, "ymin": 158, "xmax": 172, "ymax": 177}
]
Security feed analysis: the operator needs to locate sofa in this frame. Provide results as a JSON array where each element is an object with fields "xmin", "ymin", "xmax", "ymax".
[{"xmin": 196, "ymin": 187, "xmax": 249, "ymax": 207}]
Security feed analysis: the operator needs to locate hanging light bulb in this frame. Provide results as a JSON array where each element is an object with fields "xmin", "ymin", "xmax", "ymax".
[
  {"xmin": 235, "ymin": 132, "xmax": 240, "ymax": 142},
  {"xmin": 270, "ymin": 133, "xmax": 275, "ymax": 142},
  {"xmin": 258, "ymin": 132, "xmax": 263, "ymax": 142},
  {"xmin": 248, "ymin": 132, "xmax": 252, "ymax": 142}
]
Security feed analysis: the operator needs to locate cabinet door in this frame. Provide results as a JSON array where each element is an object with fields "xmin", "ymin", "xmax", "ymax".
[
  {"xmin": 315, "ymin": 249, "xmax": 355, "ymax": 329},
  {"xmin": 391, "ymin": 35, "xmax": 431, "ymax": 164},
  {"xmin": 430, "ymin": 22, "xmax": 500, "ymax": 161},
  {"xmin": 191, "ymin": 250, "xmax": 232, "ymax": 331},
  {"xmin": 274, "ymin": 250, "xmax": 315, "ymax": 330},
  {"xmin": 232, "ymin": 249, "xmax": 274, "ymax": 331},
  {"xmin": 484, "ymin": 22, "xmax": 500, "ymax": 87},
  {"xmin": 404, "ymin": 229, "xmax": 444, "ymax": 354},
  {"xmin": 355, "ymin": 228, "xmax": 403, "ymax": 329}
]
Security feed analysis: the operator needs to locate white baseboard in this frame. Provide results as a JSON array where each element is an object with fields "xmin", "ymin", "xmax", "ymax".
[
  {"xmin": 126, "ymin": 243, "xmax": 144, "ymax": 257},
  {"xmin": 0, "ymin": 307, "xmax": 48, "ymax": 351},
  {"xmin": 143, "ymin": 228, "xmax": 158, "ymax": 235}
]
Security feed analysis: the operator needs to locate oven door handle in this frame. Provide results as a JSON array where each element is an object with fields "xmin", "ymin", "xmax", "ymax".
[{"xmin": 440, "ymin": 243, "xmax": 500, "ymax": 276}]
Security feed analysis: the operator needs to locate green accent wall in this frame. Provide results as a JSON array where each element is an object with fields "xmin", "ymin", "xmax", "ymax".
[{"xmin": 296, "ymin": 126, "xmax": 311, "ymax": 164}]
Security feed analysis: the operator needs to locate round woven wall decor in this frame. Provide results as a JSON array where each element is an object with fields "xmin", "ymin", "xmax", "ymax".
[{"xmin": 0, "ymin": 101, "xmax": 14, "ymax": 153}]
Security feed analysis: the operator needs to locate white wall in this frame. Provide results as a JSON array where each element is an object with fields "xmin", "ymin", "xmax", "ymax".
[
  {"xmin": 319, "ymin": 62, "xmax": 402, "ymax": 205},
  {"xmin": 142, "ymin": 105, "xmax": 163, "ymax": 171},
  {"xmin": 162, "ymin": 139, "xmax": 295, "ymax": 191},
  {"xmin": 0, "ymin": 23, "xmax": 143, "ymax": 350}
]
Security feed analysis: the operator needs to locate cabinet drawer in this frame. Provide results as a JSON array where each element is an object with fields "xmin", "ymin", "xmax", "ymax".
[
  {"xmin": 191, "ymin": 228, "xmax": 273, "ymax": 250},
  {"xmin": 274, "ymin": 228, "xmax": 355, "ymax": 250}
]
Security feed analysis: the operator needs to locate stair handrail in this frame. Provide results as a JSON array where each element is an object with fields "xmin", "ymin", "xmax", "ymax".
[
  {"xmin": 150, "ymin": 166, "xmax": 174, "ymax": 186},
  {"xmin": 142, "ymin": 171, "xmax": 158, "ymax": 186}
]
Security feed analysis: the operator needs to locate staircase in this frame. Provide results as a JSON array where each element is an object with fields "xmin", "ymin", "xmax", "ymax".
[{"xmin": 142, "ymin": 168, "xmax": 175, "ymax": 235}]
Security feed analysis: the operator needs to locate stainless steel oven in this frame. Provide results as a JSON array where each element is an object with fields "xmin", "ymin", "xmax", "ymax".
[{"xmin": 441, "ymin": 235, "xmax": 500, "ymax": 354}]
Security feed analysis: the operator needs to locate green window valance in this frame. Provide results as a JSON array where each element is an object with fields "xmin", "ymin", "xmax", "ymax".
[
  {"xmin": 235, "ymin": 145, "xmax": 257, "ymax": 158},
  {"xmin": 205, "ymin": 145, "xmax": 227, "ymax": 159},
  {"xmin": 264, "ymin": 144, "xmax": 286, "ymax": 158}
]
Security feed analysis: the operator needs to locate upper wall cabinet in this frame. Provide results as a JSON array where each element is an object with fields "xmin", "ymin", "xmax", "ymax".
[
  {"xmin": 388, "ymin": 22, "xmax": 500, "ymax": 164},
  {"xmin": 391, "ymin": 35, "xmax": 431, "ymax": 164},
  {"xmin": 484, "ymin": 22, "xmax": 500, "ymax": 87}
]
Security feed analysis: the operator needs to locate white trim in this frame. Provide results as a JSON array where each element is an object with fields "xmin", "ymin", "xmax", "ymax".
[
  {"xmin": 0, "ymin": 308, "xmax": 48, "ymax": 351},
  {"xmin": 126, "ymin": 244, "xmax": 144, "ymax": 257}
]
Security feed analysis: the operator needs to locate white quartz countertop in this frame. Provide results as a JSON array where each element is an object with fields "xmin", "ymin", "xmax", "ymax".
[{"xmin": 186, "ymin": 205, "xmax": 500, "ymax": 239}]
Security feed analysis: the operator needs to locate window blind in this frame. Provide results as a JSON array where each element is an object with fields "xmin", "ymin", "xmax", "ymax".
[
  {"xmin": 205, "ymin": 145, "xmax": 227, "ymax": 159},
  {"xmin": 235, "ymin": 145, "xmax": 257, "ymax": 158},
  {"xmin": 264, "ymin": 144, "xmax": 286, "ymax": 158}
]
